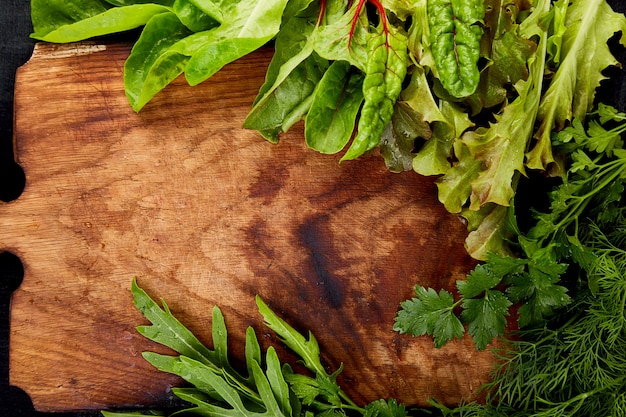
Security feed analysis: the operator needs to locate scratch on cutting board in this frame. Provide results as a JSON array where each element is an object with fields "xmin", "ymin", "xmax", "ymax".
[{"xmin": 32, "ymin": 42, "xmax": 107, "ymax": 60}]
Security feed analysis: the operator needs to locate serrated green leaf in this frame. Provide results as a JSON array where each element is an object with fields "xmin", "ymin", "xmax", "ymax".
[
  {"xmin": 463, "ymin": 203, "xmax": 512, "ymax": 260},
  {"xmin": 531, "ymin": 0, "xmax": 626, "ymax": 169},
  {"xmin": 256, "ymin": 296, "xmax": 326, "ymax": 377},
  {"xmin": 364, "ymin": 398, "xmax": 408, "ymax": 417},
  {"xmin": 394, "ymin": 287, "xmax": 464, "ymax": 348},
  {"xmin": 457, "ymin": 263, "xmax": 504, "ymax": 299},
  {"xmin": 282, "ymin": 366, "xmax": 320, "ymax": 406},
  {"xmin": 131, "ymin": 278, "xmax": 216, "ymax": 365},
  {"xmin": 461, "ymin": 290, "xmax": 512, "ymax": 350}
]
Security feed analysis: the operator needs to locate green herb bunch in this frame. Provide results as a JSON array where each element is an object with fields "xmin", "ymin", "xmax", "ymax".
[
  {"xmin": 395, "ymin": 105, "xmax": 626, "ymax": 348},
  {"xmin": 394, "ymin": 105, "xmax": 626, "ymax": 416},
  {"xmin": 102, "ymin": 280, "xmax": 417, "ymax": 417}
]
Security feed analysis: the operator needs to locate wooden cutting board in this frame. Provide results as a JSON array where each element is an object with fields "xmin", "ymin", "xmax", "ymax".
[{"xmin": 2, "ymin": 42, "xmax": 493, "ymax": 412}]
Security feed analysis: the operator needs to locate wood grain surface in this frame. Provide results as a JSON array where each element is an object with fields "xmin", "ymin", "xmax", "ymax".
[{"xmin": 1, "ymin": 42, "xmax": 493, "ymax": 412}]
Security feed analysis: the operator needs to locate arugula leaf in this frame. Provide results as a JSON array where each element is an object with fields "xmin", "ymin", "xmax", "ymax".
[
  {"xmin": 256, "ymin": 296, "xmax": 338, "ymax": 384},
  {"xmin": 131, "ymin": 278, "xmax": 216, "ymax": 365}
]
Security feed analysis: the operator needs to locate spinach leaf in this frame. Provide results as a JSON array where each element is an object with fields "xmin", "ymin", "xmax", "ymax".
[
  {"xmin": 124, "ymin": 12, "xmax": 192, "ymax": 111},
  {"xmin": 305, "ymin": 60, "xmax": 364, "ymax": 154},
  {"xmin": 31, "ymin": 0, "xmax": 170, "ymax": 42}
]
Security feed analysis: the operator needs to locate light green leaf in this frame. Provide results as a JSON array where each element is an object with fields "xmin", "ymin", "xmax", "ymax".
[
  {"xmin": 256, "ymin": 296, "xmax": 326, "ymax": 377},
  {"xmin": 463, "ymin": 203, "xmax": 511, "ymax": 260},
  {"xmin": 131, "ymin": 278, "xmax": 216, "ymax": 365},
  {"xmin": 173, "ymin": 0, "xmax": 220, "ymax": 32},
  {"xmin": 31, "ymin": 1, "xmax": 170, "ymax": 42},
  {"xmin": 530, "ymin": 0, "xmax": 626, "ymax": 170}
]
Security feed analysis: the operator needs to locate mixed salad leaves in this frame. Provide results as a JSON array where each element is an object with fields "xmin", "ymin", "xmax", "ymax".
[{"xmin": 28, "ymin": 0, "xmax": 626, "ymax": 415}]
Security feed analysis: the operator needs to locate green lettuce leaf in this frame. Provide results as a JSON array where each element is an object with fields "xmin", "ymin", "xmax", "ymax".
[{"xmin": 528, "ymin": 0, "xmax": 626, "ymax": 170}]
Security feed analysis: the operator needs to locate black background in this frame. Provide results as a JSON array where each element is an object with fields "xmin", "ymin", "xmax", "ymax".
[{"xmin": 1, "ymin": 1, "xmax": 626, "ymax": 416}]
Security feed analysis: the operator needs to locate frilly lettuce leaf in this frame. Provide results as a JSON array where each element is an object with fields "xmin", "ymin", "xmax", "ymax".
[{"xmin": 527, "ymin": 0, "xmax": 626, "ymax": 170}]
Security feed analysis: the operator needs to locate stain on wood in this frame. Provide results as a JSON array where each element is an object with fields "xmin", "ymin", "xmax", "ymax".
[{"xmin": 1, "ymin": 42, "xmax": 493, "ymax": 412}]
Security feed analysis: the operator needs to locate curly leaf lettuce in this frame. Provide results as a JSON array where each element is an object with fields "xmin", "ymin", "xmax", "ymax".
[{"xmin": 528, "ymin": 0, "xmax": 626, "ymax": 170}]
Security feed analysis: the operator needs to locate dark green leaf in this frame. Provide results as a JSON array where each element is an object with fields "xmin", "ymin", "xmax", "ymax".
[
  {"xmin": 305, "ymin": 60, "xmax": 364, "ymax": 154},
  {"xmin": 461, "ymin": 289, "xmax": 511, "ymax": 350}
]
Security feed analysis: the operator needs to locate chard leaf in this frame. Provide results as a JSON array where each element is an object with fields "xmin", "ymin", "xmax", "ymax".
[
  {"xmin": 428, "ymin": 0, "xmax": 484, "ymax": 98},
  {"xmin": 342, "ymin": 21, "xmax": 408, "ymax": 161},
  {"xmin": 312, "ymin": 0, "xmax": 370, "ymax": 72},
  {"xmin": 529, "ymin": 0, "xmax": 626, "ymax": 170},
  {"xmin": 31, "ymin": 1, "xmax": 170, "ymax": 42},
  {"xmin": 304, "ymin": 60, "xmax": 365, "ymax": 154}
]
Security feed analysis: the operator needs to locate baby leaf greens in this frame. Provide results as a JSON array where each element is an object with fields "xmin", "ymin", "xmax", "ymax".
[{"xmin": 30, "ymin": 0, "xmax": 626, "ymax": 259}]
